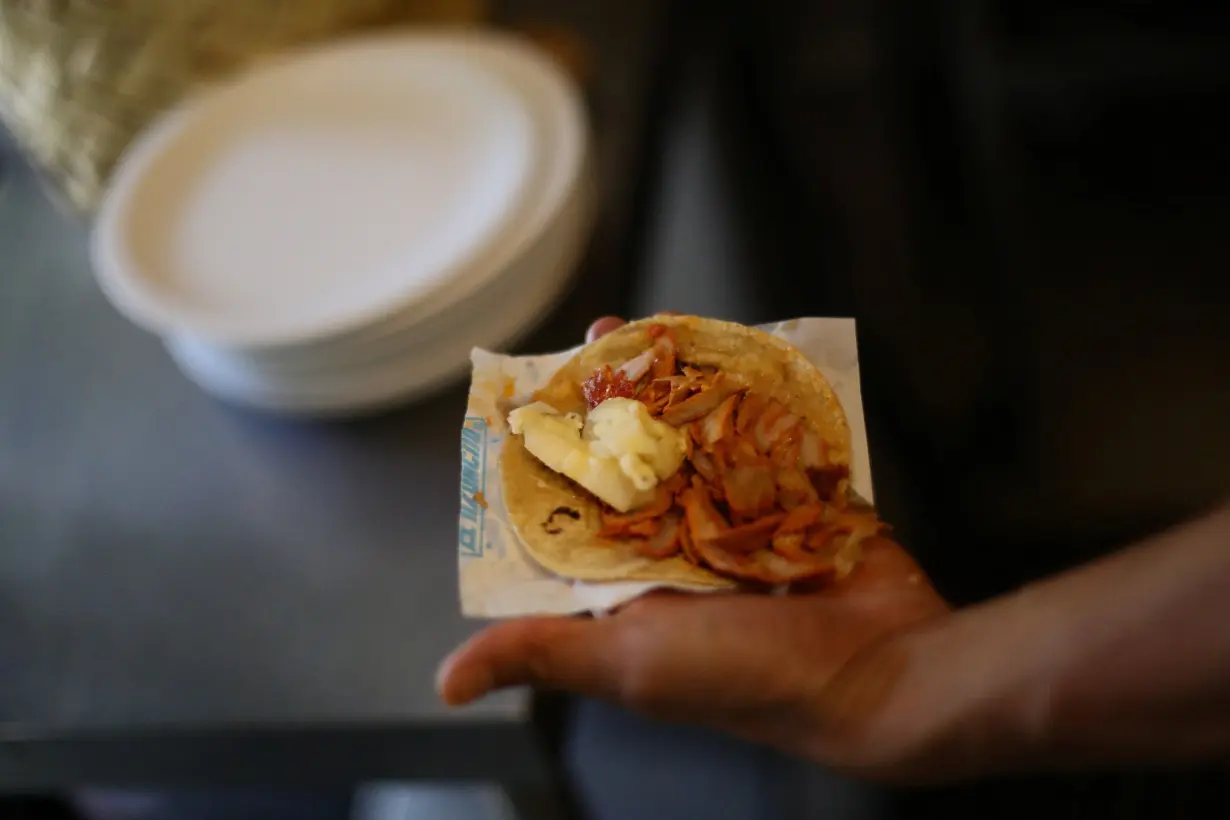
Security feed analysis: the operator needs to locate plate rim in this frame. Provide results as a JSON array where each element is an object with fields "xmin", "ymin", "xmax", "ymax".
[{"xmin": 91, "ymin": 29, "xmax": 586, "ymax": 349}]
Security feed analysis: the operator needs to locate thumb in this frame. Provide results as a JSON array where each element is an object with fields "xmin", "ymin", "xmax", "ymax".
[{"xmin": 436, "ymin": 617, "xmax": 620, "ymax": 705}]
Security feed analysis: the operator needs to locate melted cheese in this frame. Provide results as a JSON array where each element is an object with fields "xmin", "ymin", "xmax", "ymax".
[{"xmin": 508, "ymin": 399, "xmax": 686, "ymax": 512}]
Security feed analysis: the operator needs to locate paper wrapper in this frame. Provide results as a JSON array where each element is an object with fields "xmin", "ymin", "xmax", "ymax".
[{"xmin": 457, "ymin": 318, "xmax": 872, "ymax": 618}]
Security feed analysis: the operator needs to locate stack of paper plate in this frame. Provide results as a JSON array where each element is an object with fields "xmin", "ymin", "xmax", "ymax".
[{"xmin": 91, "ymin": 31, "xmax": 592, "ymax": 416}]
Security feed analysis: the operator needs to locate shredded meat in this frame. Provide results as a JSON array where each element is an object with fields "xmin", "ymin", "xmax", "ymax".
[
  {"xmin": 735, "ymin": 392, "xmax": 765, "ymax": 434},
  {"xmin": 678, "ymin": 511, "xmax": 702, "ymax": 565},
  {"xmin": 776, "ymin": 467, "xmax": 820, "ymax": 510},
  {"xmin": 636, "ymin": 513, "xmax": 682, "ymax": 558},
  {"xmin": 690, "ymin": 529, "xmax": 838, "ymax": 585},
  {"xmin": 691, "ymin": 451, "xmax": 718, "ymax": 483},
  {"xmin": 799, "ymin": 429, "xmax": 826, "ymax": 470},
  {"xmin": 769, "ymin": 503, "xmax": 881, "ymax": 573},
  {"xmin": 598, "ymin": 484, "xmax": 674, "ymax": 536},
  {"xmin": 697, "ymin": 393, "xmax": 739, "ymax": 448},
  {"xmin": 820, "ymin": 514, "xmax": 884, "ymax": 577},
  {"xmin": 721, "ymin": 461, "xmax": 777, "ymax": 519},
  {"xmin": 684, "ymin": 532, "xmax": 751, "ymax": 578},
  {"xmin": 752, "ymin": 400, "xmax": 798, "ymax": 453},
  {"xmin": 665, "ymin": 375, "xmax": 698, "ymax": 409},
  {"xmin": 769, "ymin": 428, "xmax": 803, "ymax": 469},
  {"xmin": 808, "ymin": 465, "xmax": 850, "ymax": 501},
  {"xmin": 619, "ymin": 349, "xmax": 657, "ymax": 383},
  {"xmin": 771, "ymin": 531, "xmax": 809, "ymax": 562},
  {"xmin": 660, "ymin": 372, "xmax": 739, "ymax": 426},
  {"xmin": 697, "ymin": 512, "xmax": 786, "ymax": 555},
  {"xmin": 805, "ymin": 527, "xmax": 836, "ymax": 551},
  {"xmin": 680, "ymin": 482, "xmax": 730, "ymax": 542},
  {"xmin": 682, "ymin": 365, "xmax": 713, "ymax": 380},
  {"xmin": 775, "ymin": 502, "xmax": 824, "ymax": 535},
  {"xmin": 637, "ymin": 378, "xmax": 672, "ymax": 413},
  {"xmin": 649, "ymin": 336, "xmax": 677, "ymax": 381},
  {"xmin": 726, "ymin": 436, "xmax": 761, "ymax": 467},
  {"xmin": 662, "ymin": 471, "xmax": 689, "ymax": 496},
  {"xmin": 751, "ymin": 549, "xmax": 837, "ymax": 583},
  {"xmin": 580, "ymin": 334, "xmax": 882, "ymax": 585},
  {"xmin": 623, "ymin": 518, "xmax": 663, "ymax": 538}
]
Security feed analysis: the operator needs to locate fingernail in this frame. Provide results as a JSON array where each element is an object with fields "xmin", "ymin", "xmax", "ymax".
[{"xmin": 586, "ymin": 316, "xmax": 625, "ymax": 343}]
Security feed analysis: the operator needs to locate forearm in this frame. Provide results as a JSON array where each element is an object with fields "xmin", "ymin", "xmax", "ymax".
[{"xmin": 873, "ymin": 502, "xmax": 1230, "ymax": 780}]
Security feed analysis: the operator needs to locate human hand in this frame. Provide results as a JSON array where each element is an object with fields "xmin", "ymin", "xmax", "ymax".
[{"xmin": 437, "ymin": 316, "xmax": 955, "ymax": 779}]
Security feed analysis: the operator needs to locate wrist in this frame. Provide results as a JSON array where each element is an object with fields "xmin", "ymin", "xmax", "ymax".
[
  {"xmin": 890, "ymin": 582, "xmax": 1084, "ymax": 781},
  {"xmin": 826, "ymin": 598, "xmax": 1053, "ymax": 783}
]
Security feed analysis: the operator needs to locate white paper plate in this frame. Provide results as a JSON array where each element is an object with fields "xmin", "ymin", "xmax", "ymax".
[
  {"xmin": 189, "ymin": 32, "xmax": 588, "ymax": 369},
  {"xmin": 182, "ymin": 163, "xmax": 592, "ymax": 382},
  {"xmin": 167, "ymin": 172, "xmax": 596, "ymax": 414},
  {"xmin": 93, "ymin": 32, "xmax": 558, "ymax": 347}
]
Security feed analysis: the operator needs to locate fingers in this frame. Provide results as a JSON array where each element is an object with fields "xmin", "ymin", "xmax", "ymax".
[
  {"xmin": 436, "ymin": 617, "xmax": 619, "ymax": 705},
  {"xmin": 586, "ymin": 317, "xmax": 626, "ymax": 343},
  {"xmin": 585, "ymin": 312, "xmax": 683, "ymax": 343}
]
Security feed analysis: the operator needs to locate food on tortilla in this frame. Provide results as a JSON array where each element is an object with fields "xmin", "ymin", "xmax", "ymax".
[{"xmin": 501, "ymin": 315, "xmax": 885, "ymax": 587}]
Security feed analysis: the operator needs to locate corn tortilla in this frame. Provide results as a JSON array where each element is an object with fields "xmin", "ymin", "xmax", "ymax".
[{"xmin": 500, "ymin": 315, "xmax": 852, "ymax": 585}]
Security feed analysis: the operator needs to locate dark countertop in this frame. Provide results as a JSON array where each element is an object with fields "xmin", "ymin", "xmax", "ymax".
[{"xmin": 0, "ymin": 0, "xmax": 675, "ymax": 791}]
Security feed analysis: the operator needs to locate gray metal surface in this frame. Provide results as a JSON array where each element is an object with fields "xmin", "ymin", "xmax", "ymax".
[
  {"xmin": 0, "ymin": 0, "xmax": 670, "ymax": 792},
  {"xmin": 0, "ymin": 145, "xmax": 518, "ymax": 727}
]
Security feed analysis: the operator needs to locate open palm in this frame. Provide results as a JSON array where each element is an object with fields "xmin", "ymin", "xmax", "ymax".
[
  {"xmin": 437, "ymin": 317, "xmax": 954, "ymax": 775},
  {"xmin": 439, "ymin": 536, "xmax": 951, "ymax": 771}
]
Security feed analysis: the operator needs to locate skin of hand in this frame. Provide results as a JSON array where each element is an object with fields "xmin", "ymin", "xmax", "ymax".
[
  {"xmin": 437, "ymin": 315, "xmax": 957, "ymax": 778},
  {"xmin": 438, "ymin": 315, "xmax": 1230, "ymax": 783}
]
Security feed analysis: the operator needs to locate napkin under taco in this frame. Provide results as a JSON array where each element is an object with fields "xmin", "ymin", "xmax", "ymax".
[{"xmin": 501, "ymin": 315, "xmax": 884, "ymax": 587}]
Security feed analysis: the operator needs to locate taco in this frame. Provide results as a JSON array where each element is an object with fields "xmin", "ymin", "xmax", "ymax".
[{"xmin": 500, "ymin": 315, "xmax": 884, "ymax": 587}]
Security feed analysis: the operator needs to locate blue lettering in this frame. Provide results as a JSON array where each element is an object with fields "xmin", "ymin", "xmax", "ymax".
[
  {"xmin": 459, "ymin": 494, "xmax": 478, "ymax": 523},
  {"xmin": 458, "ymin": 418, "xmax": 487, "ymax": 558},
  {"xmin": 460, "ymin": 461, "xmax": 479, "ymax": 490}
]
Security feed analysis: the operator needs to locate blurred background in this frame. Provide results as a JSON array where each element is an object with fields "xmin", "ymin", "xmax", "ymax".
[{"xmin": 3, "ymin": 0, "xmax": 1229, "ymax": 817}]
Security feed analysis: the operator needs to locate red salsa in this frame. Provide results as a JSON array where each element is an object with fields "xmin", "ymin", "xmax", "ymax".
[{"xmin": 582, "ymin": 365, "xmax": 638, "ymax": 410}]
